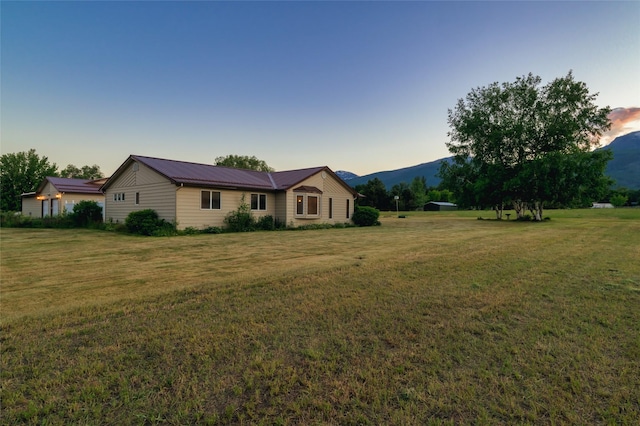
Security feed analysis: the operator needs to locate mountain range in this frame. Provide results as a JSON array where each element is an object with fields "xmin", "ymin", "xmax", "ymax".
[{"xmin": 339, "ymin": 131, "xmax": 640, "ymax": 190}]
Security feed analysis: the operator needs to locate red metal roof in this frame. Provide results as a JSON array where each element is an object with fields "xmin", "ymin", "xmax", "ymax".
[{"xmin": 38, "ymin": 177, "xmax": 104, "ymax": 195}]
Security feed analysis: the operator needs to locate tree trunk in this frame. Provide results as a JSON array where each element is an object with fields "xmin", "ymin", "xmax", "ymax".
[
  {"xmin": 513, "ymin": 200, "xmax": 527, "ymax": 219},
  {"xmin": 529, "ymin": 201, "xmax": 543, "ymax": 221},
  {"xmin": 494, "ymin": 203, "xmax": 503, "ymax": 220}
]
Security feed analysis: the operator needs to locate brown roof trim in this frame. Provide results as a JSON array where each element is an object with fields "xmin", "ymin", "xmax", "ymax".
[{"xmin": 292, "ymin": 185, "xmax": 323, "ymax": 194}]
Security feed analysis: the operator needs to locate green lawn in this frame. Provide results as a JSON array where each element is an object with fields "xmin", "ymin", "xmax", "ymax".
[{"xmin": 1, "ymin": 210, "xmax": 639, "ymax": 424}]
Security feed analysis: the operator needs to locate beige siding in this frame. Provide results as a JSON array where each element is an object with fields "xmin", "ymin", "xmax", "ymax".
[
  {"xmin": 104, "ymin": 160, "xmax": 176, "ymax": 224},
  {"xmin": 40, "ymin": 182, "xmax": 57, "ymax": 198},
  {"xmin": 281, "ymin": 171, "xmax": 355, "ymax": 227},
  {"xmin": 274, "ymin": 193, "xmax": 288, "ymax": 226},
  {"xmin": 21, "ymin": 196, "xmax": 40, "ymax": 217},
  {"xmin": 176, "ymin": 189, "xmax": 276, "ymax": 230},
  {"xmin": 21, "ymin": 181, "xmax": 105, "ymax": 218}
]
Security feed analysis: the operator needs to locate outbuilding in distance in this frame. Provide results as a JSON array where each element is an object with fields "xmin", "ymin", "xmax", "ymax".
[{"xmin": 424, "ymin": 201, "xmax": 458, "ymax": 211}]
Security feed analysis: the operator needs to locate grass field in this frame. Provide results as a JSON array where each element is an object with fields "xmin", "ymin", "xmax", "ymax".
[{"xmin": 1, "ymin": 210, "xmax": 639, "ymax": 424}]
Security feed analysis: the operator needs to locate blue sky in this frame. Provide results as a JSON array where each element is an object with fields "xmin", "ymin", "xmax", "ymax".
[{"xmin": 2, "ymin": 1, "xmax": 639, "ymax": 177}]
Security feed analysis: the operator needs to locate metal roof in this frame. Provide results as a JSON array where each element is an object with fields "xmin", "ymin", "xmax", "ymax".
[
  {"xmin": 103, "ymin": 155, "xmax": 356, "ymax": 195},
  {"xmin": 425, "ymin": 201, "xmax": 457, "ymax": 206},
  {"xmin": 131, "ymin": 155, "xmax": 276, "ymax": 189},
  {"xmin": 37, "ymin": 177, "xmax": 104, "ymax": 195}
]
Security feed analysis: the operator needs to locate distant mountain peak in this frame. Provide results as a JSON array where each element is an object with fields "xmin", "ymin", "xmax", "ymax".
[
  {"xmin": 335, "ymin": 170, "xmax": 359, "ymax": 180},
  {"xmin": 605, "ymin": 130, "xmax": 639, "ymax": 151}
]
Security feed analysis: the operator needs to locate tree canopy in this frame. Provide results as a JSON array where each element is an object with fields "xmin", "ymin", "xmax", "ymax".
[
  {"xmin": 439, "ymin": 71, "xmax": 612, "ymax": 220},
  {"xmin": 0, "ymin": 149, "xmax": 58, "ymax": 211},
  {"xmin": 60, "ymin": 164, "xmax": 104, "ymax": 179},
  {"xmin": 214, "ymin": 155, "xmax": 275, "ymax": 172}
]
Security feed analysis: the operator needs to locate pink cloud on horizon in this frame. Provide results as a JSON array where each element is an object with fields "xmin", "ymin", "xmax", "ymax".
[{"xmin": 601, "ymin": 107, "xmax": 640, "ymax": 145}]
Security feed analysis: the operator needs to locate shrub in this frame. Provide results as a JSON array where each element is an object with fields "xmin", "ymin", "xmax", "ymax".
[
  {"xmin": 125, "ymin": 209, "xmax": 172, "ymax": 236},
  {"xmin": 202, "ymin": 226, "xmax": 223, "ymax": 234},
  {"xmin": 224, "ymin": 195, "xmax": 255, "ymax": 232},
  {"xmin": 42, "ymin": 215, "xmax": 74, "ymax": 228},
  {"xmin": 256, "ymin": 215, "xmax": 275, "ymax": 231},
  {"xmin": 0, "ymin": 212, "xmax": 34, "ymax": 228},
  {"xmin": 69, "ymin": 200, "xmax": 103, "ymax": 227},
  {"xmin": 352, "ymin": 206, "xmax": 380, "ymax": 227}
]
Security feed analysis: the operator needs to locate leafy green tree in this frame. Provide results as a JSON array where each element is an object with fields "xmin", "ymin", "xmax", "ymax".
[
  {"xmin": 355, "ymin": 178, "xmax": 390, "ymax": 210},
  {"xmin": 440, "ymin": 72, "xmax": 611, "ymax": 221},
  {"xmin": 0, "ymin": 149, "xmax": 58, "ymax": 211},
  {"xmin": 409, "ymin": 176, "xmax": 428, "ymax": 210},
  {"xmin": 214, "ymin": 155, "xmax": 275, "ymax": 172},
  {"xmin": 610, "ymin": 193, "xmax": 628, "ymax": 207},
  {"xmin": 60, "ymin": 164, "xmax": 104, "ymax": 179},
  {"xmin": 390, "ymin": 182, "xmax": 412, "ymax": 211}
]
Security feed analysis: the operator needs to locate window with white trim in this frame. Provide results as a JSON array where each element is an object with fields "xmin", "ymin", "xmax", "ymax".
[
  {"xmin": 251, "ymin": 193, "xmax": 267, "ymax": 211},
  {"xmin": 113, "ymin": 192, "xmax": 126, "ymax": 202},
  {"xmin": 201, "ymin": 191, "xmax": 221, "ymax": 209},
  {"xmin": 295, "ymin": 193, "xmax": 321, "ymax": 217}
]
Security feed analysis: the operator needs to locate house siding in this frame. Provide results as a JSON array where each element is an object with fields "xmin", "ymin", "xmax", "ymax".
[
  {"xmin": 21, "ymin": 181, "xmax": 104, "ymax": 218},
  {"xmin": 21, "ymin": 196, "xmax": 40, "ymax": 217},
  {"xmin": 104, "ymin": 161, "xmax": 176, "ymax": 224},
  {"xmin": 102, "ymin": 156, "xmax": 356, "ymax": 230},
  {"xmin": 274, "ymin": 193, "xmax": 288, "ymax": 226},
  {"xmin": 175, "ymin": 188, "xmax": 277, "ymax": 230},
  {"xmin": 284, "ymin": 171, "xmax": 354, "ymax": 226},
  {"xmin": 61, "ymin": 193, "xmax": 105, "ymax": 217}
]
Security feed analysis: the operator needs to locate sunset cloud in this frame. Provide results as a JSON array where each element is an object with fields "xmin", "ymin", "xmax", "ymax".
[{"xmin": 601, "ymin": 107, "xmax": 640, "ymax": 145}]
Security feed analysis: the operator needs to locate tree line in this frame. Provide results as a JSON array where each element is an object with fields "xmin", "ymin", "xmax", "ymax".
[
  {"xmin": 354, "ymin": 176, "xmax": 453, "ymax": 211},
  {"xmin": 2, "ymin": 72, "xmax": 636, "ymax": 216}
]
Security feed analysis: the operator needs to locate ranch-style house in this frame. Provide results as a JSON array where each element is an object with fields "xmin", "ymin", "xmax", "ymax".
[
  {"xmin": 101, "ymin": 155, "xmax": 358, "ymax": 229},
  {"xmin": 21, "ymin": 177, "xmax": 107, "ymax": 218}
]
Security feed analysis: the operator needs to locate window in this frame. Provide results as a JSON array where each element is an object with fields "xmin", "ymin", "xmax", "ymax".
[
  {"xmin": 346, "ymin": 199, "xmax": 350, "ymax": 219},
  {"xmin": 135, "ymin": 192, "xmax": 140, "ymax": 205},
  {"xmin": 295, "ymin": 193, "xmax": 321, "ymax": 217},
  {"xmin": 329, "ymin": 198, "xmax": 333, "ymax": 219},
  {"xmin": 201, "ymin": 190, "xmax": 221, "ymax": 209},
  {"xmin": 113, "ymin": 192, "xmax": 125, "ymax": 202},
  {"xmin": 251, "ymin": 193, "xmax": 267, "ymax": 210},
  {"xmin": 308, "ymin": 196, "xmax": 318, "ymax": 215},
  {"xmin": 296, "ymin": 195, "xmax": 304, "ymax": 215}
]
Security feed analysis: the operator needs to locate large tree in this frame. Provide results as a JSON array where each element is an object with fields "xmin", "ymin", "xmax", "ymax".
[
  {"xmin": 355, "ymin": 178, "xmax": 390, "ymax": 210},
  {"xmin": 1, "ymin": 149, "xmax": 58, "ymax": 211},
  {"xmin": 214, "ymin": 155, "xmax": 275, "ymax": 172},
  {"xmin": 439, "ymin": 72, "xmax": 612, "ymax": 220},
  {"xmin": 60, "ymin": 164, "xmax": 104, "ymax": 179}
]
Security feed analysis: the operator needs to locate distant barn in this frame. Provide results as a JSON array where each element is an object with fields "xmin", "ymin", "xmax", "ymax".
[{"xmin": 424, "ymin": 201, "xmax": 458, "ymax": 211}]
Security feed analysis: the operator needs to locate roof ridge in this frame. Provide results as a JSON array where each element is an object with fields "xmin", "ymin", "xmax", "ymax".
[
  {"xmin": 266, "ymin": 172, "xmax": 277, "ymax": 189},
  {"xmin": 133, "ymin": 154, "xmax": 269, "ymax": 174}
]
